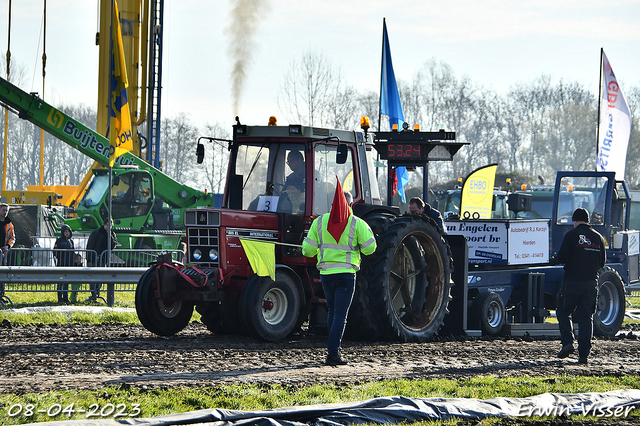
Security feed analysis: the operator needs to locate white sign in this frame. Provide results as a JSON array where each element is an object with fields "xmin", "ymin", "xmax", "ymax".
[
  {"xmin": 445, "ymin": 221, "xmax": 508, "ymax": 265},
  {"xmin": 507, "ymin": 220, "xmax": 550, "ymax": 265},
  {"xmin": 257, "ymin": 196, "xmax": 279, "ymax": 212},
  {"xmin": 445, "ymin": 219, "xmax": 550, "ymax": 265}
]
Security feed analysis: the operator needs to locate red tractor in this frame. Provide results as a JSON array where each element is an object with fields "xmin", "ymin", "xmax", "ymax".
[{"xmin": 135, "ymin": 118, "xmax": 463, "ymax": 342}]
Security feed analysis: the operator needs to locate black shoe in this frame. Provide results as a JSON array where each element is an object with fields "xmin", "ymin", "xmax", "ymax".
[
  {"xmin": 578, "ymin": 357, "xmax": 588, "ymax": 365},
  {"xmin": 557, "ymin": 345, "xmax": 574, "ymax": 359},
  {"xmin": 325, "ymin": 354, "xmax": 348, "ymax": 366}
]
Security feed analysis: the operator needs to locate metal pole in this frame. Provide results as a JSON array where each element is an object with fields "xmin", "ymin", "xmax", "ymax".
[{"xmin": 595, "ymin": 48, "xmax": 604, "ymax": 171}]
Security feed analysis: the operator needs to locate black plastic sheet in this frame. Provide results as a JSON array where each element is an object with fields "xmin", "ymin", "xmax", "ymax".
[{"xmin": 32, "ymin": 389, "xmax": 640, "ymax": 426}]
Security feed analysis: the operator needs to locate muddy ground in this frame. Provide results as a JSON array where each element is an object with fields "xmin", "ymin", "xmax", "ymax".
[{"xmin": 1, "ymin": 320, "xmax": 640, "ymax": 424}]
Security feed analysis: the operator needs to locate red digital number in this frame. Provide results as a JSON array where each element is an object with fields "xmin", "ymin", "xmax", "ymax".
[
  {"xmin": 413, "ymin": 145, "xmax": 420, "ymax": 156},
  {"xmin": 388, "ymin": 144, "xmax": 395, "ymax": 157}
]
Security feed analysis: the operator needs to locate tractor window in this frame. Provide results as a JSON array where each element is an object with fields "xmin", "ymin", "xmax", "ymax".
[
  {"xmin": 237, "ymin": 143, "xmax": 306, "ymax": 214},
  {"xmin": 314, "ymin": 145, "xmax": 354, "ymax": 215},
  {"xmin": 556, "ymin": 175, "xmax": 608, "ymax": 225}
]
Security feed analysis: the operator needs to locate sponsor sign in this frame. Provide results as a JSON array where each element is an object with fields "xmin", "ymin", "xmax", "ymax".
[{"xmin": 445, "ymin": 219, "xmax": 550, "ymax": 265}]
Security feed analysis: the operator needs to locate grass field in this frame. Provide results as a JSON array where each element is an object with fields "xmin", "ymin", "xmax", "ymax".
[
  {"xmin": 1, "ymin": 290, "xmax": 639, "ymax": 425},
  {"xmin": 1, "ymin": 376, "xmax": 639, "ymax": 424}
]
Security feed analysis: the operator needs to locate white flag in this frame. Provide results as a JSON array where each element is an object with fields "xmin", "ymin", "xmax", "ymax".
[{"xmin": 596, "ymin": 51, "xmax": 631, "ymax": 178}]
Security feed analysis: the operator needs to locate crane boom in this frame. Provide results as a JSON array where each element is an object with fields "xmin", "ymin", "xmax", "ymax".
[{"xmin": 0, "ymin": 76, "xmax": 209, "ymax": 210}]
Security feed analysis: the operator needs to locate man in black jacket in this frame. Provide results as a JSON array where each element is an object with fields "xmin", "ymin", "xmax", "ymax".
[
  {"xmin": 86, "ymin": 217, "xmax": 118, "ymax": 301},
  {"xmin": 556, "ymin": 208, "xmax": 605, "ymax": 365}
]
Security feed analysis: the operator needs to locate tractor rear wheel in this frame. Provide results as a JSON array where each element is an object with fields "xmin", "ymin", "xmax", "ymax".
[
  {"xmin": 347, "ymin": 214, "xmax": 452, "ymax": 342},
  {"xmin": 135, "ymin": 265, "xmax": 194, "ymax": 336}
]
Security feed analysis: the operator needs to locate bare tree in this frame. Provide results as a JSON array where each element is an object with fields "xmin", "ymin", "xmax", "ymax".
[
  {"xmin": 201, "ymin": 122, "xmax": 231, "ymax": 194},
  {"xmin": 277, "ymin": 50, "xmax": 358, "ymax": 128}
]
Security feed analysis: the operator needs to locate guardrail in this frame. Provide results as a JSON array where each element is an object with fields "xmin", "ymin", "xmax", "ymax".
[
  {"xmin": 0, "ymin": 266, "xmax": 148, "ymax": 307},
  {"xmin": 0, "ymin": 248, "xmax": 183, "ymax": 307}
]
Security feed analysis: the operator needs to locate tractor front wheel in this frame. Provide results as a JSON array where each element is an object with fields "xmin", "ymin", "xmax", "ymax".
[{"xmin": 135, "ymin": 265, "xmax": 194, "ymax": 336}]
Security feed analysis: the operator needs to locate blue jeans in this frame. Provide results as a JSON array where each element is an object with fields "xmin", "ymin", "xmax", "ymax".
[{"xmin": 321, "ymin": 273, "xmax": 356, "ymax": 357}]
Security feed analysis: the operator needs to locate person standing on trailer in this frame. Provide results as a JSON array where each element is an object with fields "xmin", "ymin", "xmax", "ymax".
[
  {"xmin": 302, "ymin": 182, "xmax": 376, "ymax": 366},
  {"xmin": 556, "ymin": 207, "xmax": 605, "ymax": 365}
]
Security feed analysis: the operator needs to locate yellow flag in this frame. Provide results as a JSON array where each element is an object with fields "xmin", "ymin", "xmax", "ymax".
[
  {"xmin": 109, "ymin": 0, "xmax": 133, "ymax": 167},
  {"xmin": 240, "ymin": 239, "xmax": 276, "ymax": 281},
  {"xmin": 460, "ymin": 164, "xmax": 498, "ymax": 219}
]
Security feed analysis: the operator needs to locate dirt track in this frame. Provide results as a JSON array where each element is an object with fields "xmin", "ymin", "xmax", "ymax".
[{"xmin": 1, "ymin": 320, "xmax": 640, "ymax": 395}]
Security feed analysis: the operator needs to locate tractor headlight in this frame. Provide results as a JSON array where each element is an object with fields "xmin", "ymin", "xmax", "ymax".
[
  {"xmin": 209, "ymin": 249, "xmax": 219, "ymax": 261},
  {"xmin": 193, "ymin": 249, "xmax": 202, "ymax": 260}
]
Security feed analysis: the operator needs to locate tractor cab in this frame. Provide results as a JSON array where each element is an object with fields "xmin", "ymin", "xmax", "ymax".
[
  {"xmin": 71, "ymin": 168, "xmax": 155, "ymax": 231},
  {"xmin": 225, "ymin": 123, "xmax": 382, "ymax": 220}
]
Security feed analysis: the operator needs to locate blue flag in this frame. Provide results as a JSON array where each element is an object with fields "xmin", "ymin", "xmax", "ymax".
[{"xmin": 380, "ymin": 19, "xmax": 404, "ymax": 130}]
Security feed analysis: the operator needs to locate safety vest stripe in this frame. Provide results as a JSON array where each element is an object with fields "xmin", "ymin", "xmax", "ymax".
[
  {"xmin": 318, "ymin": 243, "xmax": 352, "ymax": 251},
  {"xmin": 316, "ymin": 214, "xmax": 361, "ymax": 271},
  {"xmin": 304, "ymin": 237, "xmax": 319, "ymax": 247},
  {"xmin": 360, "ymin": 237, "xmax": 376, "ymax": 249},
  {"xmin": 318, "ymin": 262, "xmax": 361, "ymax": 272},
  {"xmin": 346, "ymin": 217, "xmax": 357, "ymax": 265}
]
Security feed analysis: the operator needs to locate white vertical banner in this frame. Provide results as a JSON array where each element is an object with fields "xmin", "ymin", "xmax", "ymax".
[{"xmin": 596, "ymin": 51, "xmax": 631, "ymax": 178}]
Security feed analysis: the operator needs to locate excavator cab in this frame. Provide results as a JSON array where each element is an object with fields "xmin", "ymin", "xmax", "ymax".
[{"xmin": 76, "ymin": 168, "xmax": 155, "ymax": 231}]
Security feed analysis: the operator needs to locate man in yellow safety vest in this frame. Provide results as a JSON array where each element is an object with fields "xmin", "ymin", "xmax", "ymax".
[{"xmin": 302, "ymin": 180, "xmax": 376, "ymax": 366}]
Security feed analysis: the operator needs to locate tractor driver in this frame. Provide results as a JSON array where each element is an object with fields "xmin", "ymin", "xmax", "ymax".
[{"xmin": 284, "ymin": 150, "xmax": 306, "ymax": 192}]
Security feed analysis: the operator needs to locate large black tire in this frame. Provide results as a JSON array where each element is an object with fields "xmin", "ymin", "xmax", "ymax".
[
  {"xmin": 239, "ymin": 272, "xmax": 301, "ymax": 342},
  {"xmin": 347, "ymin": 214, "xmax": 452, "ymax": 342},
  {"xmin": 470, "ymin": 292, "xmax": 506, "ymax": 335},
  {"xmin": 135, "ymin": 265, "xmax": 194, "ymax": 336},
  {"xmin": 594, "ymin": 266, "xmax": 625, "ymax": 336}
]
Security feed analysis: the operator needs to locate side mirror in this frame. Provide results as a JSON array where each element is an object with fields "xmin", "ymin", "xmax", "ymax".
[
  {"xmin": 196, "ymin": 142, "xmax": 205, "ymax": 164},
  {"xmin": 336, "ymin": 144, "xmax": 347, "ymax": 164}
]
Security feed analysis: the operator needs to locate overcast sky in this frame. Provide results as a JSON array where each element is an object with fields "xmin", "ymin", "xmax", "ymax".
[{"xmin": 1, "ymin": 0, "xmax": 639, "ymax": 132}]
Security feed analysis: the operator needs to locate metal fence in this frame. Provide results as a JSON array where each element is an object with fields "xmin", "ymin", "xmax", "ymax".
[
  {"xmin": 3, "ymin": 248, "xmax": 183, "ymax": 267},
  {"xmin": 0, "ymin": 248, "xmax": 184, "ymax": 307}
]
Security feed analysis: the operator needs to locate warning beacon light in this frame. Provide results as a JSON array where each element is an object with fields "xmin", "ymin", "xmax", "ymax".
[{"xmin": 360, "ymin": 116, "xmax": 370, "ymax": 131}]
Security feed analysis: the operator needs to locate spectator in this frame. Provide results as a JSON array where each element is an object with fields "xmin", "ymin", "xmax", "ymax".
[
  {"xmin": 86, "ymin": 217, "xmax": 118, "ymax": 302},
  {"xmin": 54, "ymin": 224, "xmax": 76, "ymax": 303},
  {"xmin": 0, "ymin": 203, "xmax": 15, "ymax": 264},
  {"xmin": 409, "ymin": 197, "xmax": 445, "ymax": 231}
]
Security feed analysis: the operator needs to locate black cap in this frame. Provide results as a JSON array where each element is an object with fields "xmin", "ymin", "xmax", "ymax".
[{"xmin": 572, "ymin": 208, "xmax": 589, "ymax": 223}]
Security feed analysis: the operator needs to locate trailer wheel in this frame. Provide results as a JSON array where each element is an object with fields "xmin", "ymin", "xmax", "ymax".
[
  {"xmin": 239, "ymin": 272, "xmax": 301, "ymax": 342},
  {"xmin": 135, "ymin": 265, "xmax": 194, "ymax": 336},
  {"xmin": 593, "ymin": 267, "xmax": 625, "ymax": 336},
  {"xmin": 470, "ymin": 292, "xmax": 506, "ymax": 335},
  {"xmin": 348, "ymin": 214, "xmax": 452, "ymax": 342}
]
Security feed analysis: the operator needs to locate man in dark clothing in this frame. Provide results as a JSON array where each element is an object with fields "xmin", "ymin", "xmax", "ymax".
[
  {"xmin": 0, "ymin": 203, "xmax": 16, "ymax": 261},
  {"xmin": 86, "ymin": 218, "xmax": 118, "ymax": 267},
  {"xmin": 54, "ymin": 224, "xmax": 77, "ymax": 303},
  {"xmin": 284, "ymin": 150, "xmax": 305, "ymax": 192},
  {"xmin": 409, "ymin": 197, "xmax": 445, "ymax": 232},
  {"xmin": 556, "ymin": 207, "xmax": 605, "ymax": 365},
  {"xmin": 86, "ymin": 217, "xmax": 118, "ymax": 301}
]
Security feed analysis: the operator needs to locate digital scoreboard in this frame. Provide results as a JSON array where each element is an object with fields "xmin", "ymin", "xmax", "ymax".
[
  {"xmin": 373, "ymin": 129, "xmax": 464, "ymax": 163},
  {"xmin": 386, "ymin": 143, "xmax": 423, "ymax": 159}
]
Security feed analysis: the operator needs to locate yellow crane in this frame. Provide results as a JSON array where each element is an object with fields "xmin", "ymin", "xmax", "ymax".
[{"xmin": 2, "ymin": 0, "xmax": 153, "ymax": 207}]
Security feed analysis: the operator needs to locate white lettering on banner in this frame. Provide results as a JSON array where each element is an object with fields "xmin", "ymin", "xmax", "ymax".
[{"xmin": 596, "ymin": 52, "xmax": 631, "ymax": 177}]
